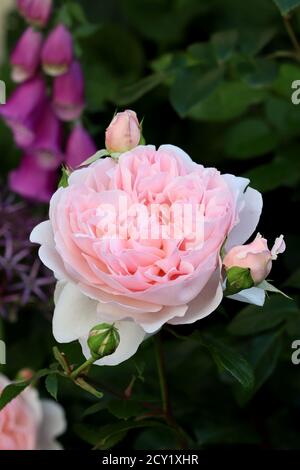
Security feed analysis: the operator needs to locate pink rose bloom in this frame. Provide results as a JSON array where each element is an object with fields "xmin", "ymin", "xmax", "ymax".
[
  {"xmin": 0, "ymin": 374, "xmax": 66, "ymax": 450},
  {"xmin": 223, "ymin": 233, "xmax": 286, "ymax": 284},
  {"xmin": 105, "ymin": 110, "xmax": 141, "ymax": 153},
  {"xmin": 31, "ymin": 145, "xmax": 262, "ymax": 365}
]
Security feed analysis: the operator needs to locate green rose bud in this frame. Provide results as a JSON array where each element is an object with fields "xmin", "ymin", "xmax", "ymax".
[{"xmin": 87, "ymin": 323, "xmax": 120, "ymax": 359}]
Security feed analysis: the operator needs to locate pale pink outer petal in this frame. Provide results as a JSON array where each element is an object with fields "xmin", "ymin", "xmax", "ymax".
[
  {"xmin": 223, "ymin": 175, "xmax": 263, "ymax": 251},
  {"xmin": 96, "ymin": 301, "xmax": 188, "ymax": 334},
  {"xmin": 168, "ymin": 268, "xmax": 223, "ymax": 325},
  {"xmin": 227, "ymin": 286, "xmax": 266, "ymax": 306},
  {"xmin": 30, "ymin": 220, "xmax": 68, "ymax": 280},
  {"xmin": 52, "ymin": 282, "xmax": 99, "ymax": 342},
  {"xmin": 79, "ymin": 320, "xmax": 146, "ymax": 366},
  {"xmin": 36, "ymin": 400, "xmax": 66, "ymax": 450}
]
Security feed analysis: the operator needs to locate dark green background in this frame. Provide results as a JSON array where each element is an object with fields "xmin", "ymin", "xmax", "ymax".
[{"xmin": 0, "ymin": 0, "xmax": 300, "ymax": 450}]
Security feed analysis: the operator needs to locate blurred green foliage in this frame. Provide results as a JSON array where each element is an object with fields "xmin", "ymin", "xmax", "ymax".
[{"xmin": 1, "ymin": 0, "xmax": 300, "ymax": 450}]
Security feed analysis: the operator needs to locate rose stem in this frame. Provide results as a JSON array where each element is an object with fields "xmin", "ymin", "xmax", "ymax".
[
  {"xmin": 70, "ymin": 356, "xmax": 96, "ymax": 379},
  {"xmin": 153, "ymin": 334, "xmax": 188, "ymax": 449}
]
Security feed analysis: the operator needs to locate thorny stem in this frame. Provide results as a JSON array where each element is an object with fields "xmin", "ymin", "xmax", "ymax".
[{"xmin": 154, "ymin": 334, "xmax": 188, "ymax": 449}]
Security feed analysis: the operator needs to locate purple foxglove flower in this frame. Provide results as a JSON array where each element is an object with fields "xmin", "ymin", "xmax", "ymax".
[
  {"xmin": 17, "ymin": 0, "xmax": 52, "ymax": 28},
  {"xmin": 0, "ymin": 77, "xmax": 46, "ymax": 147},
  {"xmin": 65, "ymin": 124, "xmax": 97, "ymax": 168},
  {"xmin": 41, "ymin": 24, "xmax": 73, "ymax": 76},
  {"xmin": 53, "ymin": 61, "xmax": 85, "ymax": 121},
  {"xmin": 10, "ymin": 27, "xmax": 43, "ymax": 83},
  {"xmin": 29, "ymin": 102, "xmax": 63, "ymax": 169},
  {"xmin": 9, "ymin": 154, "xmax": 57, "ymax": 203}
]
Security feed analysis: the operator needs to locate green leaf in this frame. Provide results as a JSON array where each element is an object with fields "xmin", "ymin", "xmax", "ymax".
[
  {"xmin": 211, "ymin": 30, "xmax": 238, "ymax": 62},
  {"xmin": 0, "ymin": 381, "xmax": 29, "ymax": 411},
  {"xmin": 272, "ymin": 63, "xmax": 300, "ymax": 98},
  {"xmin": 241, "ymin": 59, "xmax": 278, "ymax": 88},
  {"xmin": 74, "ymin": 420, "xmax": 159, "ymax": 450},
  {"xmin": 225, "ymin": 118, "xmax": 278, "ymax": 159},
  {"xmin": 45, "ymin": 374, "xmax": 58, "ymax": 401},
  {"xmin": 170, "ymin": 66, "xmax": 223, "ymax": 116},
  {"xmin": 234, "ymin": 331, "xmax": 282, "ymax": 404},
  {"xmin": 187, "ymin": 42, "xmax": 216, "ymax": 66},
  {"xmin": 200, "ymin": 336, "xmax": 254, "ymax": 391},
  {"xmin": 108, "ymin": 399, "xmax": 145, "ymax": 420},
  {"xmin": 188, "ymin": 81, "xmax": 266, "ymax": 121},
  {"xmin": 117, "ymin": 73, "xmax": 165, "ymax": 105},
  {"xmin": 273, "ymin": 0, "xmax": 300, "ymax": 15},
  {"xmin": 228, "ymin": 296, "xmax": 298, "ymax": 336},
  {"xmin": 74, "ymin": 24, "xmax": 100, "ymax": 39},
  {"xmin": 265, "ymin": 96, "xmax": 300, "ymax": 138},
  {"xmin": 224, "ymin": 266, "xmax": 254, "ymax": 296},
  {"xmin": 244, "ymin": 146, "xmax": 300, "ymax": 191},
  {"xmin": 239, "ymin": 28, "xmax": 277, "ymax": 56}
]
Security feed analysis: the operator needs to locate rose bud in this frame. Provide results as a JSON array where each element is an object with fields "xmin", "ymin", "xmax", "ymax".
[
  {"xmin": 10, "ymin": 27, "xmax": 43, "ymax": 83},
  {"xmin": 105, "ymin": 110, "xmax": 141, "ymax": 153},
  {"xmin": 87, "ymin": 323, "xmax": 120, "ymax": 360},
  {"xmin": 41, "ymin": 24, "xmax": 73, "ymax": 76},
  {"xmin": 29, "ymin": 102, "xmax": 63, "ymax": 169},
  {"xmin": 52, "ymin": 61, "xmax": 85, "ymax": 121},
  {"xmin": 223, "ymin": 233, "xmax": 286, "ymax": 285},
  {"xmin": 9, "ymin": 154, "xmax": 57, "ymax": 203},
  {"xmin": 16, "ymin": 368, "xmax": 34, "ymax": 381},
  {"xmin": 17, "ymin": 0, "xmax": 53, "ymax": 28},
  {"xmin": 65, "ymin": 124, "xmax": 97, "ymax": 168},
  {"xmin": 0, "ymin": 77, "xmax": 46, "ymax": 147}
]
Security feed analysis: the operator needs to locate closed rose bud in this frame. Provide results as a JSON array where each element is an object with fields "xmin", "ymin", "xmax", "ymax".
[
  {"xmin": 65, "ymin": 124, "xmax": 97, "ymax": 168},
  {"xmin": 52, "ymin": 61, "xmax": 85, "ymax": 121},
  {"xmin": 41, "ymin": 24, "xmax": 73, "ymax": 76},
  {"xmin": 29, "ymin": 102, "xmax": 63, "ymax": 169},
  {"xmin": 10, "ymin": 27, "xmax": 43, "ymax": 83},
  {"xmin": 16, "ymin": 368, "xmax": 34, "ymax": 381},
  {"xmin": 105, "ymin": 110, "xmax": 141, "ymax": 153},
  {"xmin": 0, "ymin": 77, "xmax": 46, "ymax": 147},
  {"xmin": 9, "ymin": 154, "xmax": 57, "ymax": 202},
  {"xmin": 223, "ymin": 233, "xmax": 286, "ymax": 285},
  {"xmin": 87, "ymin": 323, "xmax": 120, "ymax": 360},
  {"xmin": 17, "ymin": 0, "xmax": 53, "ymax": 28}
]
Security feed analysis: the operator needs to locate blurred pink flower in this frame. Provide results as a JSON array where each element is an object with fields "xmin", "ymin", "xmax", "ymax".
[
  {"xmin": 17, "ymin": 0, "xmax": 53, "ymax": 28},
  {"xmin": 29, "ymin": 102, "xmax": 63, "ymax": 169},
  {"xmin": 0, "ymin": 373, "xmax": 66, "ymax": 450},
  {"xmin": 65, "ymin": 124, "xmax": 97, "ymax": 168},
  {"xmin": 53, "ymin": 61, "xmax": 85, "ymax": 121},
  {"xmin": 42, "ymin": 24, "xmax": 73, "ymax": 76},
  {"xmin": 0, "ymin": 77, "xmax": 46, "ymax": 147},
  {"xmin": 10, "ymin": 27, "xmax": 43, "ymax": 83},
  {"xmin": 9, "ymin": 154, "xmax": 57, "ymax": 202}
]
